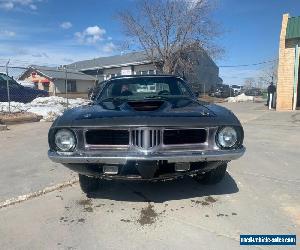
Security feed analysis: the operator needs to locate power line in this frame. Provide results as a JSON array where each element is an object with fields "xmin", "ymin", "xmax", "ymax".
[
  {"xmin": 0, "ymin": 58, "xmax": 279, "ymax": 77},
  {"xmin": 219, "ymin": 59, "xmax": 278, "ymax": 68}
]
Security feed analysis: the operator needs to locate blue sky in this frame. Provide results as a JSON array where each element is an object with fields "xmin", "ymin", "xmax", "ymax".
[
  {"xmin": 0, "ymin": 0, "xmax": 300, "ymax": 85},
  {"xmin": 215, "ymin": 0, "xmax": 300, "ymax": 85}
]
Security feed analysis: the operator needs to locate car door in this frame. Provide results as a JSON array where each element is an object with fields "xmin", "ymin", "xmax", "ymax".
[
  {"xmin": 8, "ymin": 82, "xmax": 25, "ymax": 102},
  {"xmin": 0, "ymin": 75, "xmax": 8, "ymax": 102}
]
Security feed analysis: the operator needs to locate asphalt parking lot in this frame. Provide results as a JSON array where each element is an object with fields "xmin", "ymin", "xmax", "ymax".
[{"xmin": 0, "ymin": 102, "xmax": 299, "ymax": 249}]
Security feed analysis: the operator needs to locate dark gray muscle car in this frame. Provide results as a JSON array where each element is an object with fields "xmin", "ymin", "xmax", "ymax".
[{"xmin": 48, "ymin": 75, "xmax": 245, "ymax": 194}]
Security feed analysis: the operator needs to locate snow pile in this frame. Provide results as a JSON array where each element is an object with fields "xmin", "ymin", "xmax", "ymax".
[
  {"xmin": 0, "ymin": 102, "xmax": 28, "ymax": 113},
  {"xmin": 226, "ymin": 93, "xmax": 254, "ymax": 103},
  {"xmin": 0, "ymin": 96, "xmax": 89, "ymax": 121}
]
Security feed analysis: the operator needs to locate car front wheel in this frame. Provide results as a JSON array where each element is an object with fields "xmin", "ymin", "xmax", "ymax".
[
  {"xmin": 79, "ymin": 174, "xmax": 100, "ymax": 194},
  {"xmin": 193, "ymin": 163, "xmax": 227, "ymax": 184}
]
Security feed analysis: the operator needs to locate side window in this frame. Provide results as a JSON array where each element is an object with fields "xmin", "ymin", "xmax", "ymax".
[
  {"xmin": 100, "ymin": 83, "xmax": 114, "ymax": 99},
  {"xmin": 8, "ymin": 81, "xmax": 21, "ymax": 89},
  {"xmin": 0, "ymin": 81, "xmax": 7, "ymax": 89},
  {"xmin": 0, "ymin": 75, "xmax": 20, "ymax": 89},
  {"xmin": 0, "ymin": 76, "xmax": 7, "ymax": 89},
  {"xmin": 67, "ymin": 80, "xmax": 77, "ymax": 92},
  {"xmin": 177, "ymin": 80, "xmax": 190, "ymax": 96}
]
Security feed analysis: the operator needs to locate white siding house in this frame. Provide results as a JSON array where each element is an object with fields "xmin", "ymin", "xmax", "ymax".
[{"xmin": 18, "ymin": 66, "xmax": 97, "ymax": 98}]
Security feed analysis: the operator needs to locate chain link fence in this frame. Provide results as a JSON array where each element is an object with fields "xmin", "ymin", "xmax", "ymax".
[
  {"xmin": 0, "ymin": 64, "xmax": 94, "ymax": 121},
  {"xmin": 0, "ymin": 64, "xmax": 267, "ymax": 122}
]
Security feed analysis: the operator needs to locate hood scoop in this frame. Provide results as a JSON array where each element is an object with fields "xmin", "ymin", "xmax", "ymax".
[{"xmin": 126, "ymin": 100, "xmax": 165, "ymax": 111}]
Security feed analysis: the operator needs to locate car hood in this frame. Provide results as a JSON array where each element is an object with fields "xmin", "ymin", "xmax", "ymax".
[{"xmin": 52, "ymin": 97, "xmax": 241, "ymax": 128}]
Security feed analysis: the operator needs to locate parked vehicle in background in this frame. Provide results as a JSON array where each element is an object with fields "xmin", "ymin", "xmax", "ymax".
[
  {"xmin": 244, "ymin": 88, "xmax": 262, "ymax": 97},
  {"xmin": 231, "ymin": 85, "xmax": 242, "ymax": 96},
  {"xmin": 209, "ymin": 84, "xmax": 234, "ymax": 98},
  {"xmin": 0, "ymin": 73, "xmax": 48, "ymax": 103}
]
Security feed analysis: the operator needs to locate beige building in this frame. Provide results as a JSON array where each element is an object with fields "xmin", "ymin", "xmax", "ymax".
[
  {"xmin": 19, "ymin": 66, "xmax": 97, "ymax": 98},
  {"xmin": 69, "ymin": 51, "xmax": 222, "ymax": 93},
  {"xmin": 277, "ymin": 14, "xmax": 300, "ymax": 111}
]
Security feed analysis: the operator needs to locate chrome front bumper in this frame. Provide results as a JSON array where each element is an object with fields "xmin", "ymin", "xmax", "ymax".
[{"xmin": 48, "ymin": 146, "xmax": 245, "ymax": 165}]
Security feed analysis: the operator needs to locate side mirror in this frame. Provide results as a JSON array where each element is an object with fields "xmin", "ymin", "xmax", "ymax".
[{"xmin": 194, "ymin": 91, "xmax": 200, "ymax": 97}]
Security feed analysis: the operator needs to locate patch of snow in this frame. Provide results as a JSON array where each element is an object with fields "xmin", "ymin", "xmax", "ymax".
[
  {"xmin": 0, "ymin": 102, "xmax": 28, "ymax": 113},
  {"xmin": 0, "ymin": 96, "xmax": 89, "ymax": 121},
  {"xmin": 226, "ymin": 93, "xmax": 254, "ymax": 103}
]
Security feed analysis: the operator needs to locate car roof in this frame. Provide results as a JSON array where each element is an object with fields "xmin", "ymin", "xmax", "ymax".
[{"xmin": 109, "ymin": 74, "xmax": 181, "ymax": 80}]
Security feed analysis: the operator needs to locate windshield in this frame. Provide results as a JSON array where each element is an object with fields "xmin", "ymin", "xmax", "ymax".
[
  {"xmin": 0, "ymin": 74, "xmax": 21, "ymax": 88},
  {"xmin": 97, "ymin": 77, "xmax": 193, "ymax": 101}
]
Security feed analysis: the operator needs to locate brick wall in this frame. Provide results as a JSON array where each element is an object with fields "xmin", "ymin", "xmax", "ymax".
[{"xmin": 277, "ymin": 14, "xmax": 300, "ymax": 110}]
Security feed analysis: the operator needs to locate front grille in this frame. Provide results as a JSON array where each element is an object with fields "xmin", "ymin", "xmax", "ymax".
[
  {"xmin": 84, "ymin": 127, "xmax": 208, "ymax": 148},
  {"xmin": 131, "ymin": 128, "xmax": 161, "ymax": 149},
  {"xmin": 163, "ymin": 129, "xmax": 207, "ymax": 145},
  {"xmin": 85, "ymin": 130, "xmax": 129, "ymax": 145}
]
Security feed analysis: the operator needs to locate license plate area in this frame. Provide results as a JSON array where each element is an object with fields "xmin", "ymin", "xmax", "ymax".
[
  {"xmin": 103, "ymin": 165, "xmax": 119, "ymax": 175},
  {"xmin": 174, "ymin": 162, "xmax": 190, "ymax": 172}
]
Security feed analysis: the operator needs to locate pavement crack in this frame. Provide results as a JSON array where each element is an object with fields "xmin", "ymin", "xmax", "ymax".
[{"xmin": 0, "ymin": 178, "xmax": 78, "ymax": 209}]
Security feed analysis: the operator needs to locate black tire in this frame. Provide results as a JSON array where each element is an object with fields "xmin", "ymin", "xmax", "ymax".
[
  {"xmin": 194, "ymin": 163, "xmax": 227, "ymax": 185},
  {"xmin": 79, "ymin": 174, "xmax": 100, "ymax": 194}
]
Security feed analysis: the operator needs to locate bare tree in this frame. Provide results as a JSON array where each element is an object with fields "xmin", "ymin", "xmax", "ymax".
[
  {"xmin": 117, "ymin": 0, "xmax": 222, "ymax": 75},
  {"xmin": 256, "ymin": 59, "xmax": 278, "ymax": 89},
  {"xmin": 244, "ymin": 77, "xmax": 256, "ymax": 89}
]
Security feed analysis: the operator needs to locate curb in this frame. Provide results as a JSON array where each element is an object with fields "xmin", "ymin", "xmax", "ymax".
[
  {"xmin": 1, "ymin": 116, "xmax": 43, "ymax": 125},
  {"xmin": 0, "ymin": 178, "xmax": 79, "ymax": 209},
  {"xmin": 0, "ymin": 113, "xmax": 43, "ymax": 126}
]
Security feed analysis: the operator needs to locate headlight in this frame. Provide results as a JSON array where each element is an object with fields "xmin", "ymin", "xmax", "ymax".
[
  {"xmin": 54, "ymin": 129, "xmax": 76, "ymax": 151},
  {"xmin": 216, "ymin": 126, "xmax": 238, "ymax": 149}
]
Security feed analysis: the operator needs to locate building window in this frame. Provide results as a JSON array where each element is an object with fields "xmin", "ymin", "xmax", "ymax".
[
  {"xmin": 108, "ymin": 73, "xmax": 118, "ymax": 78},
  {"xmin": 136, "ymin": 70, "xmax": 156, "ymax": 75},
  {"xmin": 136, "ymin": 70, "xmax": 148, "ymax": 75},
  {"xmin": 67, "ymin": 80, "xmax": 77, "ymax": 92}
]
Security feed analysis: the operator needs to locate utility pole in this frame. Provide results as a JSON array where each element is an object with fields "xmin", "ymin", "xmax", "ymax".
[
  {"xmin": 96, "ymin": 68, "xmax": 100, "ymax": 86},
  {"xmin": 64, "ymin": 65, "xmax": 69, "ymax": 108},
  {"xmin": 5, "ymin": 60, "xmax": 10, "ymax": 113}
]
